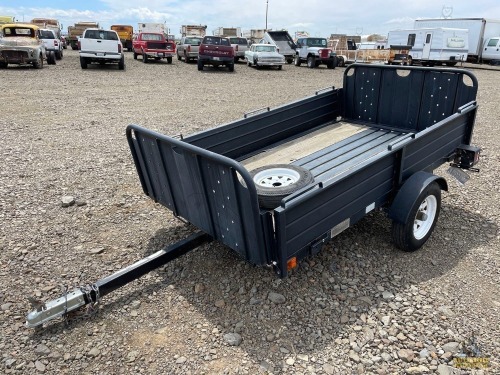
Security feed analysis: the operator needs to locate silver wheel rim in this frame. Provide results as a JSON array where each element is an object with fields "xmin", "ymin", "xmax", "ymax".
[
  {"xmin": 253, "ymin": 168, "xmax": 300, "ymax": 188},
  {"xmin": 413, "ymin": 195, "xmax": 437, "ymax": 240}
]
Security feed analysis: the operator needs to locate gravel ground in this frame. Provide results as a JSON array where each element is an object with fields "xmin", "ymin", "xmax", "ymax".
[{"xmin": 0, "ymin": 50, "xmax": 498, "ymax": 375}]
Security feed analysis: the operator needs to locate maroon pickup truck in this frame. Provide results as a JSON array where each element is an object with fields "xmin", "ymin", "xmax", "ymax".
[
  {"xmin": 132, "ymin": 32, "xmax": 176, "ymax": 63},
  {"xmin": 197, "ymin": 36, "xmax": 235, "ymax": 72}
]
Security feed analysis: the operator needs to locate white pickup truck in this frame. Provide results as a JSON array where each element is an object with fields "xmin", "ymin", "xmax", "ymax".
[{"xmin": 79, "ymin": 28, "xmax": 125, "ymax": 70}]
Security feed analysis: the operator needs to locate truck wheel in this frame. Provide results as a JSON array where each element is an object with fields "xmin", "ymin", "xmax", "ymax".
[
  {"xmin": 47, "ymin": 51, "xmax": 56, "ymax": 65},
  {"xmin": 294, "ymin": 54, "xmax": 301, "ymax": 66},
  {"xmin": 80, "ymin": 56, "xmax": 88, "ymax": 69},
  {"xmin": 33, "ymin": 54, "xmax": 43, "ymax": 69},
  {"xmin": 0, "ymin": 62, "xmax": 7, "ymax": 69},
  {"xmin": 56, "ymin": 50, "xmax": 62, "ymax": 60},
  {"xmin": 184, "ymin": 52, "xmax": 189, "ymax": 63},
  {"xmin": 142, "ymin": 51, "xmax": 147, "ymax": 63},
  {"xmin": 307, "ymin": 55, "xmax": 316, "ymax": 68},
  {"xmin": 167, "ymin": 56, "xmax": 172, "ymax": 64},
  {"xmin": 118, "ymin": 56, "xmax": 125, "ymax": 70},
  {"xmin": 197, "ymin": 60, "xmax": 204, "ymax": 71},
  {"xmin": 337, "ymin": 56, "xmax": 345, "ymax": 67},
  {"xmin": 228, "ymin": 63, "xmax": 235, "ymax": 72},
  {"xmin": 326, "ymin": 61, "xmax": 334, "ymax": 69},
  {"xmin": 250, "ymin": 164, "xmax": 314, "ymax": 209},
  {"xmin": 391, "ymin": 182, "xmax": 441, "ymax": 252},
  {"xmin": 133, "ymin": 52, "xmax": 138, "ymax": 60},
  {"xmin": 286, "ymin": 58, "xmax": 293, "ymax": 64}
]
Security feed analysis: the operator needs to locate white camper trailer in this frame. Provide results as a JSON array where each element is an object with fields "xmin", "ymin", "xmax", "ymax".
[
  {"xmin": 387, "ymin": 28, "xmax": 468, "ymax": 66},
  {"xmin": 414, "ymin": 18, "xmax": 500, "ymax": 62}
]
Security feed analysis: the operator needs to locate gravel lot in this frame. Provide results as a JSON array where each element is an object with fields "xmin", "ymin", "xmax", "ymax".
[{"xmin": 0, "ymin": 50, "xmax": 498, "ymax": 374}]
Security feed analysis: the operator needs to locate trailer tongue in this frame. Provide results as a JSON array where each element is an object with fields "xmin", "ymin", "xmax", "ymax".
[
  {"xmin": 26, "ymin": 232, "xmax": 211, "ymax": 328},
  {"xmin": 26, "ymin": 64, "xmax": 480, "ymax": 328}
]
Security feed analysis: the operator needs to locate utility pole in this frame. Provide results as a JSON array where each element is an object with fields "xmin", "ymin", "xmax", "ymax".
[{"xmin": 265, "ymin": 0, "xmax": 269, "ymax": 31}]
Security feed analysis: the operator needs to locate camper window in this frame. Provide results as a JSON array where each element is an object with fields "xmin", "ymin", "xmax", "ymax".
[{"xmin": 407, "ymin": 34, "xmax": 416, "ymax": 47}]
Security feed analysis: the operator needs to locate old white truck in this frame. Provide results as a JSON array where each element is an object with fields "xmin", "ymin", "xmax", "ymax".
[{"xmin": 79, "ymin": 28, "xmax": 125, "ymax": 70}]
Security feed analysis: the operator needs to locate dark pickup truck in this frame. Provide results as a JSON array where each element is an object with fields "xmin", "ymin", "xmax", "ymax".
[
  {"xmin": 197, "ymin": 36, "xmax": 235, "ymax": 71},
  {"xmin": 26, "ymin": 65, "xmax": 481, "ymax": 328}
]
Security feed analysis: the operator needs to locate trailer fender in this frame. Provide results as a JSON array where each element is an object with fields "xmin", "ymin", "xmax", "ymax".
[{"xmin": 388, "ymin": 171, "xmax": 447, "ymax": 225}]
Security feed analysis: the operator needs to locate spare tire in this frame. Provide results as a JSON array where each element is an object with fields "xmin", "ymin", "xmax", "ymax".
[{"xmin": 249, "ymin": 164, "xmax": 314, "ymax": 209}]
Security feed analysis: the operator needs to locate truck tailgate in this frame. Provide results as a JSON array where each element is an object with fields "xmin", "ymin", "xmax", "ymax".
[{"xmin": 81, "ymin": 39, "xmax": 119, "ymax": 53}]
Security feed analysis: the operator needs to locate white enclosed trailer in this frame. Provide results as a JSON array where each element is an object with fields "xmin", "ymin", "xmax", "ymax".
[
  {"xmin": 414, "ymin": 18, "xmax": 500, "ymax": 61},
  {"xmin": 387, "ymin": 28, "xmax": 468, "ymax": 66}
]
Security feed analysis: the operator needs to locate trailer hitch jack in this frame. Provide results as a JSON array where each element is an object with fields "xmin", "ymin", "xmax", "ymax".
[{"xmin": 26, "ymin": 231, "xmax": 211, "ymax": 328}]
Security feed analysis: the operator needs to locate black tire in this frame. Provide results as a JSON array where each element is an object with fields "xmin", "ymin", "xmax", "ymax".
[
  {"xmin": 228, "ymin": 63, "xmax": 234, "ymax": 72},
  {"xmin": 167, "ymin": 56, "xmax": 172, "ymax": 64},
  {"xmin": 47, "ymin": 51, "xmax": 56, "ymax": 65},
  {"xmin": 118, "ymin": 56, "xmax": 125, "ymax": 70},
  {"xmin": 184, "ymin": 52, "xmax": 189, "ymax": 63},
  {"xmin": 445, "ymin": 62, "xmax": 457, "ymax": 67},
  {"xmin": 197, "ymin": 60, "xmax": 204, "ymax": 71},
  {"xmin": 80, "ymin": 56, "xmax": 88, "ymax": 69},
  {"xmin": 0, "ymin": 61, "xmax": 8, "ymax": 68},
  {"xmin": 33, "ymin": 53, "xmax": 43, "ymax": 69},
  {"xmin": 247, "ymin": 59, "xmax": 251, "ymax": 67},
  {"xmin": 142, "ymin": 51, "xmax": 147, "ymax": 63},
  {"xmin": 307, "ymin": 55, "xmax": 316, "ymax": 68},
  {"xmin": 249, "ymin": 164, "xmax": 314, "ymax": 209},
  {"xmin": 286, "ymin": 58, "xmax": 293, "ymax": 64},
  {"xmin": 278, "ymin": 65, "xmax": 282, "ymax": 70},
  {"xmin": 56, "ymin": 50, "xmax": 62, "ymax": 60},
  {"xmin": 294, "ymin": 54, "xmax": 301, "ymax": 66},
  {"xmin": 133, "ymin": 51, "xmax": 138, "ymax": 60},
  {"xmin": 337, "ymin": 56, "xmax": 345, "ymax": 67},
  {"xmin": 391, "ymin": 182, "xmax": 441, "ymax": 252}
]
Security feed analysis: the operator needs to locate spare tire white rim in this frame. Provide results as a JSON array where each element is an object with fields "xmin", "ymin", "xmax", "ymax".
[{"xmin": 252, "ymin": 167, "xmax": 301, "ymax": 188}]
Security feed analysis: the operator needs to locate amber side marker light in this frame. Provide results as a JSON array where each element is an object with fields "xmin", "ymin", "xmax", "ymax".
[{"xmin": 287, "ymin": 257, "xmax": 297, "ymax": 271}]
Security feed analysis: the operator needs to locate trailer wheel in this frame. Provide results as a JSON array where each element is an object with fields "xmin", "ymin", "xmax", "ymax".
[
  {"xmin": 391, "ymin": 182, "xmax": 441, "ymax": 252},
  {"xmin": 250, "ymin": 164, "xmax": 314, "ymax": 209}
]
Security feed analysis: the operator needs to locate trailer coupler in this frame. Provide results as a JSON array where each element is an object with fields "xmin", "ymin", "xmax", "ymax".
[{"xmin": 26, "ymin": 231, "xmax": 212, "ymax": 328}]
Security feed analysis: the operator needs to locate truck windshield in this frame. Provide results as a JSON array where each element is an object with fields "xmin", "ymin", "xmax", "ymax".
[
  {"xmin": 185, "ymin": 37, "xmax": 201, "ymax": 45},
  {"xmin": 307, "ymin": 38, "xmax": 327, "ymax": 47},
  {"xmin": 40, "ymin": 30, "xmax": 55, "ymax": 39},
  {"xmin": 142, "ymin": 33, "xmax": 163, "ymax": 41},
  {"xmin": 255, "ymin": 45, "xmax": 276, "ymax": 52},
  {"xmin": 229, "ymin": 37, "xmax": 248, "ymax": 45}
]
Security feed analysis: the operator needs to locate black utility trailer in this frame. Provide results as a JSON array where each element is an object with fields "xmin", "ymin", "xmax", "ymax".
[{"xmin": 26, "ymin": 64, "xmax": 480, "ymax": 327}]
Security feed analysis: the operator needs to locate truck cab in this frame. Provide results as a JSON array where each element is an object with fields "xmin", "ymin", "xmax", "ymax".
[{"xmin": 482, "ymin": 37, "xmax": 500, "ymax": 63}]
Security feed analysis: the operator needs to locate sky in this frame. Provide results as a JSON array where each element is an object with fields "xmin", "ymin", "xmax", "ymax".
[{"xmin": 1, "ymin": 1, "xmax": 499, "ymax": 39}]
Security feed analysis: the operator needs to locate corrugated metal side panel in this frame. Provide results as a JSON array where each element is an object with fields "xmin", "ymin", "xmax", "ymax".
[
  {"xmin": 184, "ymin": 89, "xmax": 340, "ymax": 160},
  {"xmin": 343, "ymin": 65, "xmax": 477, "ymax": 132},
  {"xmin": 401, "ymin": 109, "xmax": 477, "ymax": 179},
  {"xmin": 276, "ymin": 154, "xmax": 396, "ymax": 259},
  {"xmin": 128, "ymin": 126, "xmax": 269, "ymax": 265}
]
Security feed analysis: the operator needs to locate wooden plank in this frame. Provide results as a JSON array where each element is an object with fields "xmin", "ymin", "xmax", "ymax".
[{"xmin": 241, "ymin": 122, "xmax": 365, "ymax": 172}]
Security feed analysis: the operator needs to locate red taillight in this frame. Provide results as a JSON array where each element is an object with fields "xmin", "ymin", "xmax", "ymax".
[
  {"xmin": 77, "ymin": 40, "xmax": 81, "ymax": 50},
  {"xmin": 187, "ymin": 45, "xmax": 191, "ymax": 52},
  {"xmin": 118, "ymin": 44, "xmax": 122, "ymax": 53},
  {"xmin": 54, "ymin": 41, "xmax": 59, "ymax": 47}
]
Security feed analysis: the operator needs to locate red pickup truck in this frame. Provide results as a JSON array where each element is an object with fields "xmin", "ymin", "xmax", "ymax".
[
  {"xmin": 132, "ymin": 32, "xmax": 176, "ymax": 63},
  {"xmin": 197, "ymin": 36, "xmax": 235, "ymax": 71}
]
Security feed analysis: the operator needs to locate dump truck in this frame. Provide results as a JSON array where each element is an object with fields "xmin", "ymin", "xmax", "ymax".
[
  {"xmin": 67, "ymin": 21, "xmax": 99, "ymax": 50},
  {"xmin": 111, "ymin": 24, "xmax": 133, "ymax": 51},
  {"xmin": 26, "ymin": 64, "xmax": 481, "ymax": 329},
  {"xmin": 30, "ymin": 18, "xmax": 62, "ymax": 38},
  {"xmin": 260, "ymin": 30, "xmax": 296, "ymax": 63}
]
